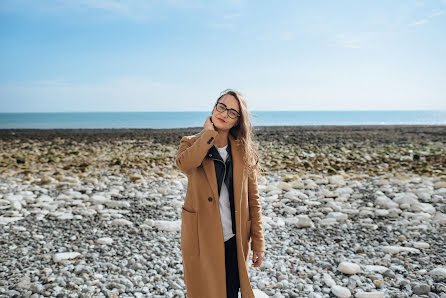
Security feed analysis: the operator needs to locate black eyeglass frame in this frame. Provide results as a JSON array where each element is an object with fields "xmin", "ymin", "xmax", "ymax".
[{"xmin": 214, "ymin": 101, "xmax": 241, "ymax": 119}]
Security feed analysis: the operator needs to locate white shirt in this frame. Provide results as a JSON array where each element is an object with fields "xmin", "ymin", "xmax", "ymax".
[{"xmin": 216, "ymin": 145, "xmax": 235, "ymax": 242}]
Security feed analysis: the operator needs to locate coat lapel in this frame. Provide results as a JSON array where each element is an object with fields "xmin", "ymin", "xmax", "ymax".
[
  {"xmin": 229, "ymin": 134, "xmax": 244, "ymax": 212},
  {"xmin": 202, "ymin": 134, "xmax": 244, "ymax": 210},
  {"xmin": 203, "ymin": 158, "xmax": 219, "ymax": 204}
]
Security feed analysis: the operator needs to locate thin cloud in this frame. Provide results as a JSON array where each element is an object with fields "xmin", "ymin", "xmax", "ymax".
[
  {"xmin": 223, "ymin": 12, "xmax": 241, "ymax": 19},
  {"xmin": 30, "ymin": 79, "xmax": 72, "ymax": 87},
  {"xmin": 0, "ymin": 0, "xmax": 202, "ymax": 23},
  {"xmin": 414, "ymin": 19, "xmax": 428, "ymax": 25},
  {"xmin": 411, "ymin": 8, "xmax": 444, "ymax": 26},
  {"xmin": 330, "ymin": 33, "xmax": 361, "ymax": 49},
  {"xmin": 429, "ymin": 9, "xmax": 444, "ymax": 17}
]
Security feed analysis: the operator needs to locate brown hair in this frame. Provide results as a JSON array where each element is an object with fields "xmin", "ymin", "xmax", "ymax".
[{"xmin": 214, "ymin": 89, "xmax": 263, "ymax": 179}]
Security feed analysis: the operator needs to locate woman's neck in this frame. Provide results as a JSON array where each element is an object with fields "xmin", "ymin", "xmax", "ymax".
[{"xmin": 214, "ymin": 130, "xmax": 229, "ymax": 148}]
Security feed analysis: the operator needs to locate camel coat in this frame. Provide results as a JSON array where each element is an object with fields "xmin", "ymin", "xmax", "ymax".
[{"xmin": 175, "ymin": 128, "xmax": 265, "ymax": 298}]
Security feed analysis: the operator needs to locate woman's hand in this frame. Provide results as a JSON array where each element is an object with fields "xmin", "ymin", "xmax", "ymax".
[
  {"xmin": 252, "ymin": 250, "xmax": 264, "ymax": 267},
  {"xmin": 203, "ymin": 116, "xmax": 215, "ymax": 131}
]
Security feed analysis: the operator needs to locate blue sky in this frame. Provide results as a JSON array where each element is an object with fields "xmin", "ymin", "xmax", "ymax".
[{"xmin": 1, "ymin": 0, "xmax": 445, "ymax": 112}]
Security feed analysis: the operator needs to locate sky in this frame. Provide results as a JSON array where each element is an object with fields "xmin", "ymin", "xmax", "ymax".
[{"xmin": 1, "ymin": 0, "xmax": 445, "ymax": 112}]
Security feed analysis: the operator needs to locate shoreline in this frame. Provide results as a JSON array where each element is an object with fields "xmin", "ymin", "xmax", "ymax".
[
  {"xmin": 1, "ymin": 124, "xmax": 445, "ymax": 177},
  {"xmin": 1, "ymin": 124, "xmax": 445, "ymax": 143}
]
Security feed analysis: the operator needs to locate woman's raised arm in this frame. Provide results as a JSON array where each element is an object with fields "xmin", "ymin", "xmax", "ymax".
[{"xmin": 175, "ymin": 128, "xmax": 218, "ymax": 175}]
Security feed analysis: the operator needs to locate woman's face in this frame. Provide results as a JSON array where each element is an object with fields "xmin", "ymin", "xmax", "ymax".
[{"xmin": 211, "ymin": 94, "xmax": 240, "ymax": 131}]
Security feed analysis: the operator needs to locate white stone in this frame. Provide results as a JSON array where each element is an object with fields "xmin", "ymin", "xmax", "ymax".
[
  {"xmin": 97, "ymin": 237, "xmax": 113, "ymax": 245},
  {"xmin": 154, "ymin": 220, "xmax": 181, "ymax": 232},
  {"xmin": 359, "ymin": 210, "xmax": 374, "ymax": 217},
  {"xmin": 110, "ymin": 219, "xmax": 133, "ymax": 226},
  {"xmin": 170, "ymin": 200, "xmax": 183, "ymax": 209},
  {"xmin": 331, "ymin": 285, "xmax": 351, "ymax": 298},
  {"xmin": 278, "ymin": 182, "xmax": 292, "ymax": 191},
  {"xmin": 411, "ymin": 202, "xmax": 436, "ymax": 214},
  {"xmin": 105, "ymin": 200, "xmax": 131, "ymax": 208},
  {"xmin": 434, "ymin": 181, "xmax": 446, "ymax": 189},
  {"xmin": 53, "ymin": 252, "xmax": 81, "ymax": 262},
  {"xmin": 433, "ymin": 212, "xmax": 446, "ymax": 225},
  {"xmin": 327, "ymin": 202, "xmax": 342, "ymax": 211},
  {"xmin": 290, "ymin": 180, "xmax": 304, "ymax": 189},
  {"xmin": 77, "ymin": 208, "xmax": 97, "ymax": 216},
  {"xmin": 11, "ymin": 226, "xmax": 26, "ymax": 232},
  {"xmin": 387, "ymin": 208, "xmax": 402, "ymax": 217},
  {"xmin": 335, "ymin": 187, "xmax": 353, "ymax": 196},
  {"xmin": 56, "ymin": 193, "xmax": 72, "ymax": 201},
  {"xmin": 319, "ymin": 218, "xmax": 337, "ymax": 226},
  {"xmin": 90, "ymin": 194, "xmax": 110, "ymax": 204},
  {"xmin": 338, "ymin": 261, "xmax": 361, "ymax": 274},
  {"xmin": 327, "ymin": 212, "xmax": 348, "ymax": 221},
  {"xmin": 411, "ymin": 212, "xmax": 432, "ymax": 221},
  {"xmin": 57, "ymin": 213, "xmax": 74, "ymax": 220},
  {"xmin": 393, "ymin": 193, "xmax": 418, "ymax": 206},
  {"xmin": 328, "ymin": 175, "xmax": 346, "ymax": 187},
  {"xmin": 355, "ymin": 291, "xmax": 385, "ymax": 298},
  {"xmin": 284, "ymin": 206, "xmax": 297, "ymax": 215},
  {"xmin": 363, "ymin": 265, "xmax": 389, "ymax": 274},
  {"xmin": 304, "ymin": 179, "xmax": 318, "ymax": 190},
  {"xmin": 5, "ymin": 194, "xmax": 24, "ymax": 203},
  {"xmin": 296, "ymin": 215, "xmax": 314, "ymax": 228},
  {"xmin": 0, "ymin": 217, "xmax": 24, "ymax": 225},
  {"xmin": 144, "ymin": 219, "xmax": 155, "ymax": 226},
  {"xmin": 429, "ymin": 267, "xmax": 446, "ymax": 278},
  {"xmin": 323, "ymin": 273, "xmax": 336, "ymax": 287},
  {"xmin": 412, "ymin": 241, "xmax": 430, "ymax": 249},
  {"xmin": 381, "ymin": 245, "xmax": 420, "ymax": 254},
  {"xmin": 283, "ymin": 218, "xmax": 299, "ymax": 225},
  {"xmin": 275, "ymin": 218, "xmax": 285, "ymax": 227},
  {"xmin": 252, "ymin": 289, "xmax": 269, "ymax": 298},
  {"xmin": 32, "ymin": 234, "xmax": 45, "ymax": 241},
  {"xmin": 375, "ymin": 195, "xmax": 398, "ymax": 209},
  {"xmin": 0, "ymin": 199, "xmax": 10, "ymax": 206},
  {"xmin": 302, "ymin": 200, "xmax": 319, "ymax": 208}
]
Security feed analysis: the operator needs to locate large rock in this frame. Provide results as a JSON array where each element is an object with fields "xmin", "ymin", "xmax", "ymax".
[
  {"xmin": 53, "ymin": 252, "xmax": 81, "ymax": 263},
  {"xmin": 332, "ymin": 285, "xmax": 351, "ymax": 298},
  {"xmin": 338, "ymin": 261, "xmax": 361, "ymax": 274}
]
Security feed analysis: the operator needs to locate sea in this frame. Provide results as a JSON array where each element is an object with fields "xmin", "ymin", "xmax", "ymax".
[{"xmin": 0, "ymin": 111, "xmax": 445, "ymax": 129}]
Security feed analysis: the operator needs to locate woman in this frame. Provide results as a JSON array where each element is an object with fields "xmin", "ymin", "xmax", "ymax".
[{"xmin": 175, "ymin": 89, "xmax": 265, "ymax": 298}]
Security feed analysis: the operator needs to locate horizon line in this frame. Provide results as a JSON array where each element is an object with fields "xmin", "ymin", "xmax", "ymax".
[{"xmin": 1, "ymin": 109, "xmax": 446, "ymax": 114}]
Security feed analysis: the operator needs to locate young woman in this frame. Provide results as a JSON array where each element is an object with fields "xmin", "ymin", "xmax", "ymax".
[{"xmin": 175, "ymin": 89, "xmax": 265, "ymax": 298}]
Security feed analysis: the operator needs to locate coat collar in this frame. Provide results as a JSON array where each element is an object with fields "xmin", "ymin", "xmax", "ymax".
[
  {"xmin": 206, "ymin": 137, "xmax": 232, "ymax": 163},
  {"xmin": 202, "ymin": 133, "xmax": 244, "ymax": 210}
]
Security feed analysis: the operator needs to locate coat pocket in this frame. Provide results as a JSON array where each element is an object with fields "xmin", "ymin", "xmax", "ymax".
[{"xmin": 181, "ymin": 207, "xmax": 199, "ymax": 257}]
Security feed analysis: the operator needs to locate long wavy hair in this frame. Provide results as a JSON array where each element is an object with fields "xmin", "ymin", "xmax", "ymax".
[{"xmin": 214, "ymin": 89, "xmax": 263, "ymax": 179}]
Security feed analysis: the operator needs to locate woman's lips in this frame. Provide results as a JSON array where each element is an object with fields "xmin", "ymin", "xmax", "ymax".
[{"xmin": 217, "ymin": 118, "xmax": 225, "ymax": 122}]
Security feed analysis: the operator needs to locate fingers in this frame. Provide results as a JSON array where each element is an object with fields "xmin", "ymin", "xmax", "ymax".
[{"xmin": 252, "ymin": 251, "xmax": 265, "ymax": 267}]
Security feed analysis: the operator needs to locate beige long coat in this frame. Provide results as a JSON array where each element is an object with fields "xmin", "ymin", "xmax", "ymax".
[{"xmin": 175, "ymin": 128, "xmax": 265, "ymax": 298}]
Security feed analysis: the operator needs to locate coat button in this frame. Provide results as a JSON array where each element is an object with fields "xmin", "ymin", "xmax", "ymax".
[
  {"xmin": 208, "ymin": 153, "xmax": 212, "ymax": 157},
  {"xmin": 208, "ymin": 197, "xmax": 212, "ymax": 202},
  {"xmin": 207, "ymin": 137, "xmax": 214, "ymax": 144}
]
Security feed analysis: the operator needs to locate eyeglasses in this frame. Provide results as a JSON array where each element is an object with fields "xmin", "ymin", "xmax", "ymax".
[{"xmin": 214, "ymin": 102, "xmax": 241, "ymax": 119}]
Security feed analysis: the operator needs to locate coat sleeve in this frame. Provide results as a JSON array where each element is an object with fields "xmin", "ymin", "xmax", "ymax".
[
  {"xmin": 175, "ymin": 129, "xmax": 219, "ymax": 175},
  {"xmin": 248, "ymin": 170, "xmax": 265, "ymax": 252}
]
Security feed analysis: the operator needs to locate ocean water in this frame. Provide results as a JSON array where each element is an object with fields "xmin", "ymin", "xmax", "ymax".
[{"xmin": 0, "ymin": 111, "xmax": 445, "ymax": 129}]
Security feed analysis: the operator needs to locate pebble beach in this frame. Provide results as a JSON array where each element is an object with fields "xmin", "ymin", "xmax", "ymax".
[{"xmin": 1, "ymin": 125, "xmax": 446, "ymax": 298}]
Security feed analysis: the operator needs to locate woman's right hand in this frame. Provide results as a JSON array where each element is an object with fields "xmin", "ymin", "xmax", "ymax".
[{"xmin": 203, "ymin": 116, "xmax": 215, "ymax": 131}]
